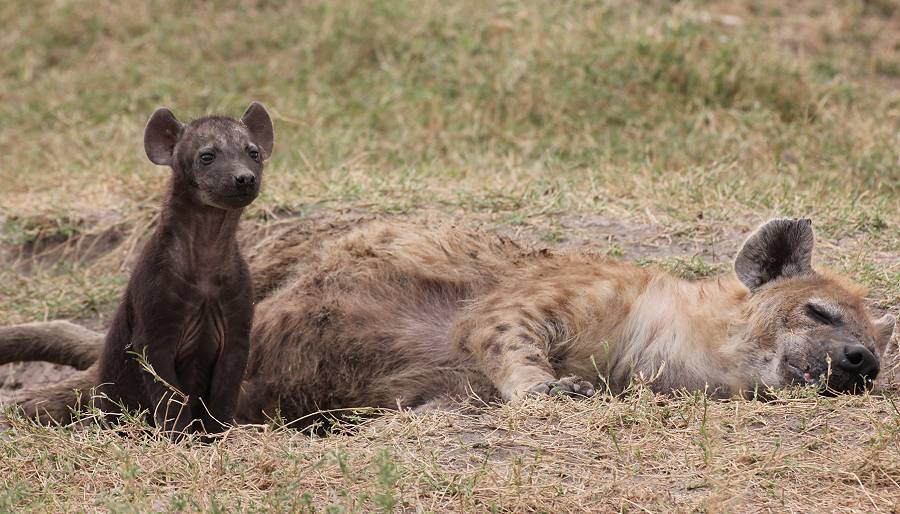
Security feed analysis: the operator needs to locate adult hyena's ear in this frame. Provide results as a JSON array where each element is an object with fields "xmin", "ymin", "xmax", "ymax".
[
  {"xmin": 873, "ymin": 314, "xmax": 896, "ymax": 355},
  {"xmin": 144, "ymin": 108, "xmax": 184, "ymax": 166},
  {"xmin": 734, "ymin": 218, "xmax": 815, "ymax": 292},
  {"xmin": 241, "ymin": 101, "xmax": 274, "ymax": 160}
]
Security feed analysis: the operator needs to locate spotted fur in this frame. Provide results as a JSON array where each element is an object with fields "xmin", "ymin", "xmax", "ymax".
[{"xmin": 234, "ymin": 218, "xmax": 895, "ymax": 425}]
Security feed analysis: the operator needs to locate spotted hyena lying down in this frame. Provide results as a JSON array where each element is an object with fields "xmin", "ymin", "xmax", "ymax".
[{"xmin": 2, "ymin": 217, "xmax": 896, "ymax": 427}]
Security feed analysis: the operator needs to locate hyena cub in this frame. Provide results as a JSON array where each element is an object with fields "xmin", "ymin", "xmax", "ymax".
[{"xmin": 28, "ymin": 103, "xmax": 273, "ymax": 434}]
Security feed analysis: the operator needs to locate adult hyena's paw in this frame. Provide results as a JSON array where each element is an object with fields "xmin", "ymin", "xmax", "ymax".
[
  {"xmin": 527, "ymin": 376, "xmax": 596, "ymax": 398},
  {"xmin": 8, "ymin": 395, "xmax": 69, "ymax": 425}
]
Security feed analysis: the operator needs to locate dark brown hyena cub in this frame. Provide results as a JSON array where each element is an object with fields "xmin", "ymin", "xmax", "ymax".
[{"xmin": 91, "ymin": 102, "xmax": 274, "ymax": 434}]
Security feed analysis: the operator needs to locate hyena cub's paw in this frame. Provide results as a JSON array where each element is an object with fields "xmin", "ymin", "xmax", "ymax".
[{"xmin": 527, "ymin": 376, "xmax": 596, "ymax": 398}]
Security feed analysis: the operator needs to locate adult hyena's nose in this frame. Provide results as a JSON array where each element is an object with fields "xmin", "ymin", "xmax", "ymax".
[
  {"xmin": 233, "ymin": 172, "xmax": 256, "ymax": 187},
  {"xmin": 834, "ymin": 344, "xmax": 879, "ymax": 379}
]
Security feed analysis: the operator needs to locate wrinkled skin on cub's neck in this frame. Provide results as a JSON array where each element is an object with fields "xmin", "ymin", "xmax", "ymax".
[{"xmin": 159, "ymin": 175, "xmax": 243, "ymax": 286}]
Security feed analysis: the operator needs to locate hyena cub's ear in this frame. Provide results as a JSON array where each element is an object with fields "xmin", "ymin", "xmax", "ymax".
[
  {"xmin": 734, "ymin": 218, "xmax": 815, "ymax": 292},
  {"xmin": 240, "ymin": 102, "xmax": 274, "ymax": 160},
  {"xmin": 144, "ymin": 108, "xmax": 184, "ymax": 166}
]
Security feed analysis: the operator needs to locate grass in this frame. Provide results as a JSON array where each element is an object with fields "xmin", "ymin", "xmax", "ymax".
[
  {"xmin": 3, "ymin": 387, "xmax": 900, "ymax": 512},
  {"xmin": 0, "ymin": 0, "xmax": 898, "ymax": 511}
]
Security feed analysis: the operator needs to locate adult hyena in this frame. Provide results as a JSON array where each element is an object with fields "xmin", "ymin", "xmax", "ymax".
[{"xmin": 2, "ymin": 217, "xmax": 896, "ymax": 427}]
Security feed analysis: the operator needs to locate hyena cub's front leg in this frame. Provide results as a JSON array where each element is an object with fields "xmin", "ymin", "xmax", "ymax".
[{"xmin": 458, "ymin": 298, "xmax": 595, "ymax": 401}]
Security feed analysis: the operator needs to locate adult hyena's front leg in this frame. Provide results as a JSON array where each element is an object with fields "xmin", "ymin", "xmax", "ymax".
[
  {"xmin": 458, "ymin": 303, "xmax": 595, "ymax": 401},
  {"xmin": 527, "ymin": 375, "xmax": 596, "ymax": 398}
]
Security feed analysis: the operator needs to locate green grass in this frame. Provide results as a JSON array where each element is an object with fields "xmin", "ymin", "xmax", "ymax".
[
  {"xmin": 2, "ymin": 0, "xmax": 897, "ymax": 224},
  {"xmin": 0, "ymin": 0, "xmax": 899, "ymax": 511}
]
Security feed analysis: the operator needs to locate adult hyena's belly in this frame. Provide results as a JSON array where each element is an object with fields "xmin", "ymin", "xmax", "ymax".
[{"xmin": 240, "ymin": 276, "xmax": 494, "ymax": 424}]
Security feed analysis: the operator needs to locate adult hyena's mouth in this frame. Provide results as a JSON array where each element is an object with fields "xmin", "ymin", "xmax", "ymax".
[
  {"xmin": 783, "ymin": 360, "xmax": 821, "ymax": 387},
  {"xmin": 782, "ymin": 359, "xmax": 876, "ymax": 394}
]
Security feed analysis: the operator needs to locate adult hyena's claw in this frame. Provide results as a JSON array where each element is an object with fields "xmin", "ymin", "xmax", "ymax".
[{"xmin": 527, "ymin": 376, "xmax": 595, "ymax": 398}]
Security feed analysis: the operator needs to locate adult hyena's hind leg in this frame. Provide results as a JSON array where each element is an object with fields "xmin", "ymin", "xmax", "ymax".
[
  {"xmin": 0, "ymin": 320, "xmax": 104, "ymax": 424},
  {"xmin": 7, "ymin": 368, "xmax": 99, "ymax": 424}
]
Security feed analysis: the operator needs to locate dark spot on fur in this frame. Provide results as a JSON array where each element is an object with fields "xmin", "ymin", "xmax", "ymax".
[
  {"xmin": 314, "ymin": 307, "xmax": 332, "ymax": 328},
  {"xmin": 484, "ymin": 340, "xmax": 501, "ymax": 356},
  {"xmin": 540, "ymin": 305, "xmax": 556, "ymax": 319},
  {"xmin": 484, "ymin": 297, "xmax": 502, "ymax": 310},
  {"xmin": 525, "ymin": 354, "xmax": 543, "ymax": 364},
  {"xmin": 555, "ymin": 294, "xmax": 572, "ymax": 307},
  {"xmin": 453, "ymin": 328, "xmax": 473, "ymax": 354},
  {"xmin": 496, "ymin": 323, "xmax": 510, "ymax": 334},
  {"xmin": 544, "ymin": 317, "xmax": 566, "ymax": 342}
]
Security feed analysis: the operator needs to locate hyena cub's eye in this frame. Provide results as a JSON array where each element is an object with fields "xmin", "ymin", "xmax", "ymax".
[
  {"xmin": 805, "ymin": 303, "xmax": 839, "ymax": 325},
  {"xmin": 248, "ymin": 148, "xmax": 260, "ymax": 161},
  {"xmin": 199, "ymin": 152, "xmax": 216, "ymax": 164}
]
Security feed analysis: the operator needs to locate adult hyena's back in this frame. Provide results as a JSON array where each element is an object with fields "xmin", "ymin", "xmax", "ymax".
[{"xmin": 238, "ymin": 221, "xmax": 529, "ymax": 423}]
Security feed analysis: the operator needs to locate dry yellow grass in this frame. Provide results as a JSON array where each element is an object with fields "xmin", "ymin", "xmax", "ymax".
[
  {"xmin": 3, "ymin": 387, "xmax": 900, "ymax": 512},
  {"xmin": 1, "ymin": 0, "xmax": 899, "ymax": 512}
]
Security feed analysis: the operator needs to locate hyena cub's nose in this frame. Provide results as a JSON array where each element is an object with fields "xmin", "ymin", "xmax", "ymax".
[
  {"xmin": 836, "ymin": 344, "xmax": 879, "ymax": 379},
  {"xmin": 233, "ymin": 173, "xmax": 256, "ymax": 187}
]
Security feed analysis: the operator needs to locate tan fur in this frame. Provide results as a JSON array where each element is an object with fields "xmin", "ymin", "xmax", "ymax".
[{"xmin": 232, "ymin": 219, "xmax": 894, "ymax": 424}]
